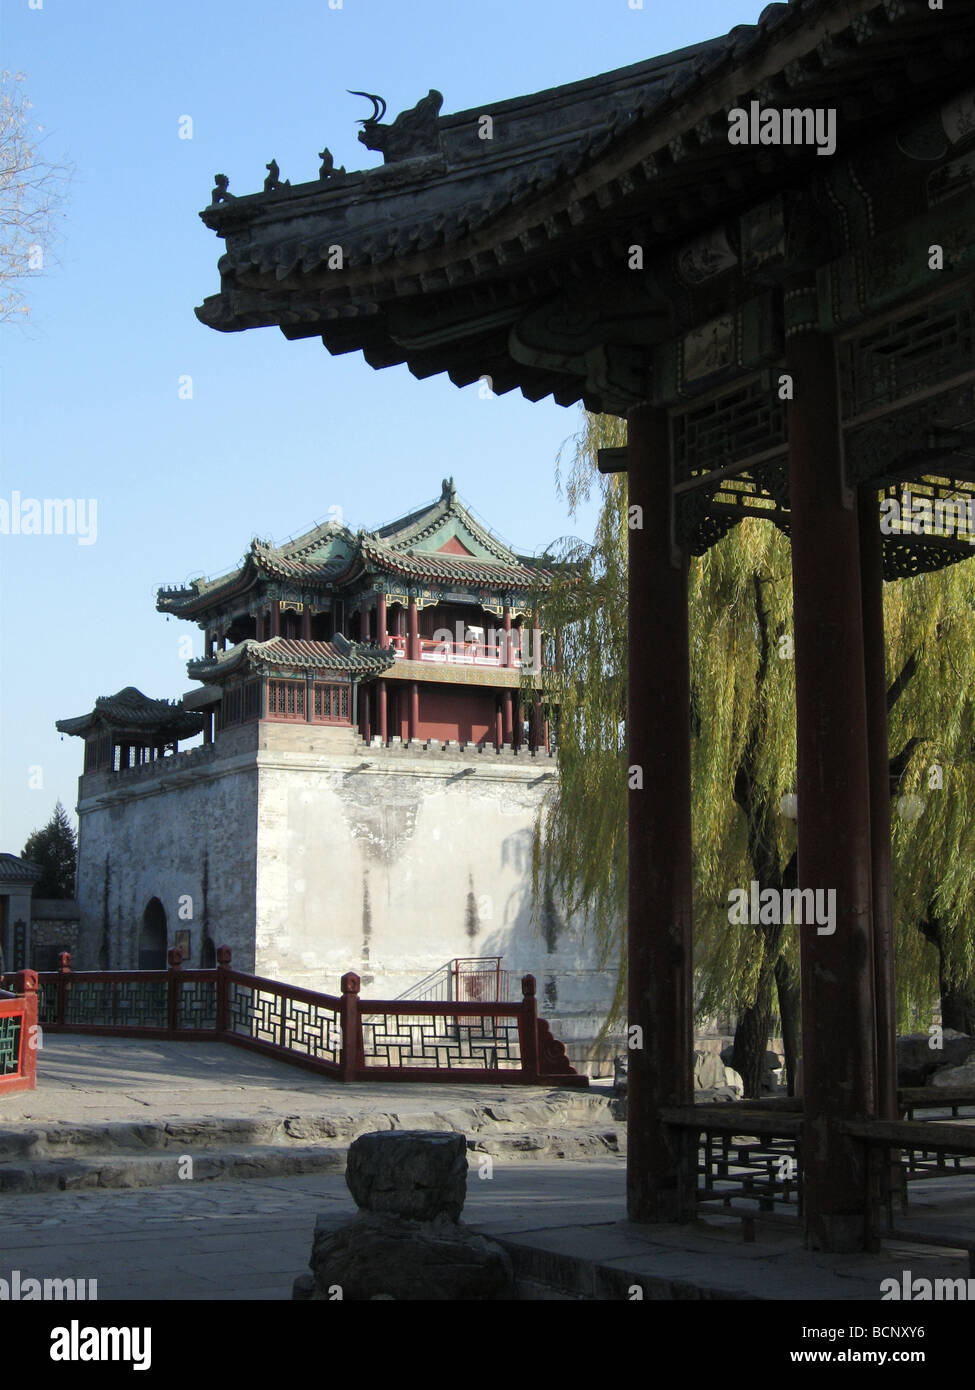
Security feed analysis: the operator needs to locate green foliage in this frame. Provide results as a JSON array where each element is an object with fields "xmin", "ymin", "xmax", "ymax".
[
  {"xmin": 884, "ymin": 560, "xmax": 975, "ymax": 1027},
  {"xmin": 530, "ymin": 410, "xmax": 975, "ymax": 1034},
  {"xmin": 22, "ymin": 800, "xmax": 76, "ymax": 899}
]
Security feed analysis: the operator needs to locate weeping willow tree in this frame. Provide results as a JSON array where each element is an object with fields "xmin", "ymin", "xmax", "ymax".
[
  {"xmin": 885, "ymin": 564, "xmax": 975, "ymax": 1034},
  {"xmin": 529, "ymin": 410, "xmax": 975, "ymax": 1092}
]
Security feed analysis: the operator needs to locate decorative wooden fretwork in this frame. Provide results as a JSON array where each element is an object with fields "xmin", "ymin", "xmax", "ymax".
[
  {"xmin": 0, "ymin": 1014, "xmax": 22, "ymax": 1076},
  {"xmin": 222, "ymin": 686, "xmax": 242, "ymax": 727},
  {"xmin": 697, "ymin": 1129, "xmax": 803, "ymax": 1221},
  {"xmin": 175, "ymin": 979, "xmax": 218, "ymax": 1030},
  {"xmin": 267, "ymin": 679, "xmax": 306, "ymax": 721},
  {"xmin": 359, "ymin": 1010, "xmax": 522, "ymax": 1071},
  {"xmin": 845, "ymin": 384, "xmax": 975, "ymax": 487},
  {"xmin": 62, "ymin": 979, "xmax": 168, "ymax": 1029},
  {"xmin": 242, "ymin": 679, "xmax": 261, "ymax": 722},
  {"xmin": 838, "ymin": 289, "xmax": 975, "ymax": 424},
  {"xmin": 311, "ymin": 683, "xmax": 350, "ymax": 723},
  {"xmin": 671, "ymin": 373, "xmax": 790, "ymax": 551},
  {"xmin": 225, "ymin": 981, "xmax": 342, "ymax": 1066}
]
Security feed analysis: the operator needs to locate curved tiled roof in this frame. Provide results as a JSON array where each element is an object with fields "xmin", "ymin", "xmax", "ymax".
[
  {"xmin": 356, "ymin": 537, "xmax": 551, "ymax": 588},
  {"xmin": 0, "ymin": 854, "xmax": 43, "ymax": 885},
  {"xmin": 186, "ymin": 635, "xmax": 396, "ymax": 681},
  {"xmin": 159, "ymin": 481, "xmax": 553, "ymax": 617},
  {"xmin": 195, "ymin": 0, "xmax": 975, "ymax": 414},
  {"xmin": 56, "ymin": 688, "xmax": 206, "ymax": 739}
]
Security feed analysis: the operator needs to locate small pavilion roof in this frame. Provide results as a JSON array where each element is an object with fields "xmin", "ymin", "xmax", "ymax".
[
  {"xmin": 0, "ymin": 854, "xmax": 43, "ymax": 886},
  {"xmin": 186, "ymin": 635, "xmax": 396, "ymax": 682},
  {"xmin": 56, "ymin": 688, "xmax": 206, "ymax": 740}
]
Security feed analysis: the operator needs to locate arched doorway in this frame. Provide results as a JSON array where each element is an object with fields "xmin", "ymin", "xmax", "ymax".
[{"xmin": 138, "ymin": 898, "xmax": 167, "ymax": 970}]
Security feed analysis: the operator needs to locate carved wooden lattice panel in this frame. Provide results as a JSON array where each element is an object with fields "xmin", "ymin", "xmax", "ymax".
[
  {"xmin": 225, "ymin": 982, "xmax": 341, "ymax": 1065},
  {"xmin": 0, "ymin": 1015, "xmax": 22, "ymax": 1076},
  {"xmin": 839, "ymin": 289, "xmax": 975, "ymax": 423},
  {"xmin": 672, "ymin": 375, "xmax": 787, "ymax": 487},
  {"xmin": 63, "ymin": 980, "xmax": 167, "ymax": 1028},
  {"xmin": 312, "ymin": 683, "xmax": 350, "ymax": 722},
  {"xmin": 175, "ymin": 979, "xmax": 217, "ymax": 1031},
  {"xmin": 359, "ymin": 1011, "xmax": 521, "ymax": 1070},
  {"xmin": 38, "ymin": 980, "xmax": 59, "ymax": 1025},
  {"xmin": 281, "ymin": 997, "xmax": 342, "ymax": 1063}
]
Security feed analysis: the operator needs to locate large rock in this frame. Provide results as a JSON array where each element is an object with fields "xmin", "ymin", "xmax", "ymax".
[
  {"xmin": 723, "ymin": 1066, "xmax": 745, "ymax": 1097},
  {"xmin": 930, "ymin": 1062, "xmax": 975, "ymax": 1088},
  {"xmin": 296, "ymin": 1210, "xmax": 515, "ymax": 1301},
  {"xmin": 345, "ymin": 1130, "xmax": 468, "ymax": 1222},
  {"xmin": 694, "ymin": 1050, "xmax": 727, "ymax": 1091},
  {"xmin": 897, "ymin": 1030, "xmax": 974, "ymax": 1087}
]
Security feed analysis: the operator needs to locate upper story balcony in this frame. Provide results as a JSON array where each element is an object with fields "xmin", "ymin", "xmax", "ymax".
[{"xmin": 390, "ymin": 634, "xmax": 526, "ymax": 668}]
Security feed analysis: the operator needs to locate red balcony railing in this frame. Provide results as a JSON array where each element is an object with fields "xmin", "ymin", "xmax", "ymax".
[
  {"xmin": 389, "ymin": 634, "xmax": 528, "ymax": 668},
  {"xmin": 25, "ymin": 950, "xmax": 586, "ymax": 1087},
  {"xmin": 0, "ymin": 971, "xmax": 39, "ymax": 1096}
]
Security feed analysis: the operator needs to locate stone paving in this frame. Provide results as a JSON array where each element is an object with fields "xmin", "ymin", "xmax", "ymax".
[
  {"xmin": 1, "ymin": 1035, "xmax": 614, "ymax": 1129},
  {"xmin": 2, "ymin": 1036, "xmax": 974, "ymax": 1301}
]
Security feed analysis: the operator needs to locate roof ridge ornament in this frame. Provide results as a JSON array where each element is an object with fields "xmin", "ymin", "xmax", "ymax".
[
  {"xmin": 441, "ymin": 476, "xmax": 456, "ymax": 502},
  {"xmin": 351, "ymin": 88, "xmax": 443, "ymax": 164},
  {"xmin": 318, "ymin": 146, "xmax": 347, "ymax": 182},
  {"xmin": 210, "ymin": 174, "xmax": 234, "ymax": 205},
  {"xmin": 264, "ymin": 159, "xmax": 290, "ymax": 193}
]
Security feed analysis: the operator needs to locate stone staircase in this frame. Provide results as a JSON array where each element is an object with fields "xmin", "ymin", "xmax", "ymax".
[{"xmin": 0, "ymin": 1091, "xmax": 622, "ymax": 1196}]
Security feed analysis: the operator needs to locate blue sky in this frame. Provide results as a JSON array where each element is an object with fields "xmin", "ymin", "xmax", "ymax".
[{"xmin": 0, "ymin": 0, "xmax": 768, "ymax": 853}]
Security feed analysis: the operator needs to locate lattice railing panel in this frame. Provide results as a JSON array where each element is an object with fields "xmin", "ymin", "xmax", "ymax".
[
  {"xmin": 359, "ymin": 1011, "xmax": 521, "ymax": 1071},
  {"xmin": 697, "ymin": 1131, "xmax": 803, "ymax": 1216},
  {"xmin": 38, "ymin": 980, "xmax": 59, "ymax": 1026},
  {"xmin": 226, "ymin": 982, "xmax": 282, "ymax": 1044},
  {"xmin": 62, "ymin": 980, "xmax": 168, "ymax": 1028},
  {"xmin": 225, "ymin": 982, "xmax": 341, "ymax": 1065},
  {"xmin": 281, "ymin": 996, "xmax": 342, "ymax": 1064},
  {"xmin": 0, "ymin": 1015, "xmax": 22, "ymax": 1076},
  {"xmin": 175, "ymin": 979, "xmax": 218, "ymax": 1031}
]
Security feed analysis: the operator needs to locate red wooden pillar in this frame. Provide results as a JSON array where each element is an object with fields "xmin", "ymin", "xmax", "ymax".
[
  {"xmin": 788, "ymin": 323, "xmax": 878, "ymax": 1252},
  {"xmin": 626, "ymin": 402, "xmax": 695, "ymax": 1224},
  {"xmin": 514, "ymin": 692, "xmax": 523, "ymax": 749},
  {"xmin": 362, "ymin": 686, "xmax": 371, "ymax": 743},
  {"xmin": 503, "ymin": 606, "xmax": 513, "ymax": 667},
  {"xmin": 502, "ymin": 688, "xmax": 513, "ymax": 745},
  {"xmin": 8, "ymin": 971, "xmax": 38, "ymax": 1092},
  {"xmin": 860, "ymin": 489, "xmax": 897, "ymax": 1124},
  {"xmin": 408, "ymin": 597, "xmax": 419, "ymax": 661},
  {"xmin": 377, "ymin": 593, "xmax": 387, "ymax": 646},
  {"xmin": 340, "ymin": 972, "xmax": 362, "ymax": 1083},
  {"xmin": 495, "ymin": 705, "xmax": 503, "ymax": 751},
  {"xmin": 57, "ymin": 951, "xmax": 71, "ymax": 1027},
  {"xmin": 270, "ymin": 603, "xmax": 280, "ymax": 638},
  {"xmin": 362, "ymin": 603, "xmax": 371, "ymax": 644},
  {"xmin": 518, "ymin": 975, "xmax": 539, "ymax": 1082},
  {"xmin": 216, "ymin": 946, "xmax": 231, "ymax": 1035},
  {"xmin": 166, "ymin": 947, "xmax": 183, "ymax": 1036},
  {"xmin": 301, "ymin": 605, "xmax": 312, "ymax": 641},
  {"xmin": 378, "ymin": 679, "xmax": 388, "ymax": 744},
  {"xmin": 409, "ymin": 682, "xmax": 419, "ymax": 742}
]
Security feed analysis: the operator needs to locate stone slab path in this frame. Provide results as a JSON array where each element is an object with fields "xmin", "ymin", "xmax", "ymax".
[{"xmin": 2, "ymin": 1036, "xmax": 974, "ymax": 1302}]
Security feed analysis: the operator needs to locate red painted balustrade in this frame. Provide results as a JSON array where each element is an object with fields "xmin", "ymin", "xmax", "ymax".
[
  {"xmin": 0, "ymin": 970, "xmax": 39, "ymax": 1095},
  {"xmin": 14, "ymin": 949, "xmax": 586, "ymax": 1087}
]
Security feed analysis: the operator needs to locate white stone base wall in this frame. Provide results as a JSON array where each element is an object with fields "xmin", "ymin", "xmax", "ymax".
[{"xmin": 70, "ymin": 722, "xmax": 620, "ymax": 1064}]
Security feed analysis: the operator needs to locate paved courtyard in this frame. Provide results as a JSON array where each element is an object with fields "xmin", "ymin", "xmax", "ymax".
[{"xmin": 1, "ymin": 1037, "xmax": 973, "ymax": 1301}]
